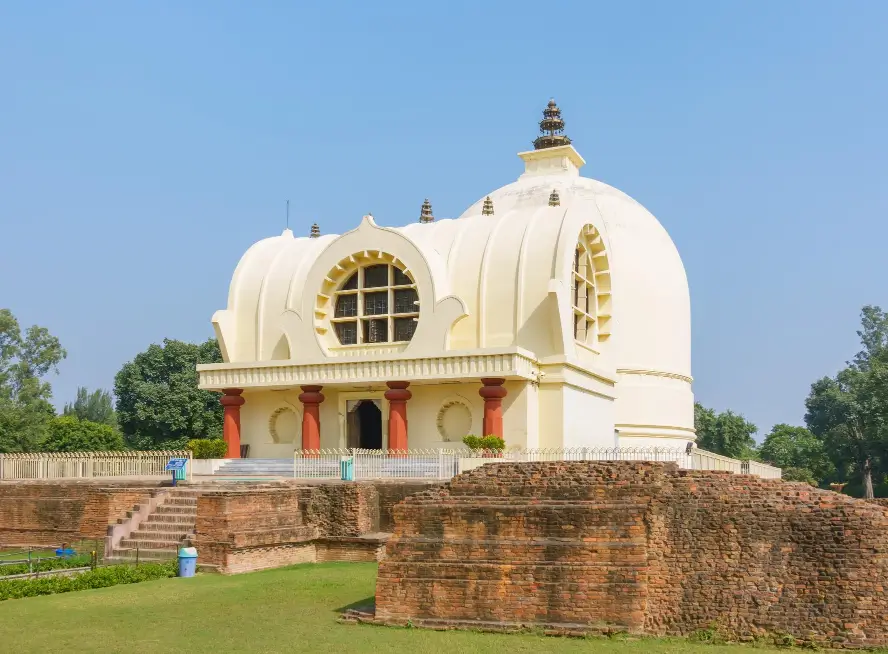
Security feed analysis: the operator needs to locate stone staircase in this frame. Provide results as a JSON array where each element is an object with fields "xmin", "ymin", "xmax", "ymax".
[
  {"xmin": 107, "ymin": 489, "xmax": 198, "ymax": 562},
  {"xmin": 214, "ymin": 458, "xmax": 294, "ymax": 477}
]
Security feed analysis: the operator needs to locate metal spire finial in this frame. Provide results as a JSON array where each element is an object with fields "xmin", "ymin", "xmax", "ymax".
[
  {"xmin": 481, "ymin": 196, "xmax": 494, "ymax": 216},
  {"xmin": 533, "ymin": 98, "xmax": 572, "ymax": 150},
  {"xmin": 310, "ymin": 223, "xmax": 320, "ymax": 238},
  {"xmin": 419, "ymin": 198, "xmax": 434, "ymax": 223}
]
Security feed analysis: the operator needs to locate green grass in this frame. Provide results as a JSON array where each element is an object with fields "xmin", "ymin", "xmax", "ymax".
[{"xmin": 0, "ymin": 562, "xmax": 812, "ymax": 653}]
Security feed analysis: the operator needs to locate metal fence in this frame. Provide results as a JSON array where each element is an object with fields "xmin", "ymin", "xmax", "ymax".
[
  {"xmin": 294, "ymin": 447, "xmax": 782, "ymax": 480},
  {"xmin": 0, "ymin": 451, "xmax": 191, "ymax": 480}
]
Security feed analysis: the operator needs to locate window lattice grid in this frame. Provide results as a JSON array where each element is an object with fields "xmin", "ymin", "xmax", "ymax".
[
  {"xmin": 572, "ymin": 245, "xmax": 597, "ymax": 343},
  {"xmin": 393, "ymin": 317, "xmax": 417, "ymax": 342},
  {"xmin": 331, "ymin": 263, "xmax": 419, "ymax": 346},
  {"xmin": 393, "ymin": 288, "xmax": 418, "ymax": 314},
  {"xmin": 334, "ymin": 294, "xmax": 358, "ymax": 318},
  {"xmin": 363, "ymin": 291, "xmax": 388, "ymax": 316}
]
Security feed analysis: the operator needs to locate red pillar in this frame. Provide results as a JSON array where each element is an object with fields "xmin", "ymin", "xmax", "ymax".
[
  {"xmin": 220, "ymin": 389, "xmax": 245, "ymax": 459},
  {"xmin": 298, "ymin": 385, "xmax": 325, "ymax": 451},
  {"xmin": 479, "ymin": 378, "xmax": 507, "ymax": 439},
  {"xmin": 384, "ymin": 381, "xmax": 412, "ymax": 451}
]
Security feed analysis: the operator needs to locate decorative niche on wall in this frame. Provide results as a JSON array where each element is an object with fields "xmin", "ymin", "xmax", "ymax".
[
  {"xmin": 436, "ymin": 398, "xmax": 473, "ymax": 442},
  {"xmin": 268, "ymin": 406, "xmax": 300, "ymax": 444}
]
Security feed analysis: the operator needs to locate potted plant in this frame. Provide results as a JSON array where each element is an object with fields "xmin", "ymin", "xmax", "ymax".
[{"xmin": 458, "ymin": 435, "xmax": 507, "ymax": 473}]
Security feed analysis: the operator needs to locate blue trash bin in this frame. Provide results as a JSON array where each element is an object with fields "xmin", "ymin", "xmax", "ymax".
[
  {"xmin": 178, "ymin": 547, "xmax": 198, "ymax": 577},
  {"xmin": 340, "ymin": 457, "xmax": 354, "ymax": 481}
]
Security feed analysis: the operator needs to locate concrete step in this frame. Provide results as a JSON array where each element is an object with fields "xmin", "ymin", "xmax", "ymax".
[
  {"xmin": 154, "ymin": 505, "xmax": 197, "ymax": 515},
  {"xmin": 144, "ymin": 515, "xmax": 196, "ymax": 527},
  {"xmin": 129, "ymin": 530, "xmax": 191, "ymax": 542},
  {"xmin": 119, "ymin": 538, "xmax": 188, "ymax": 550},
  {"xmin": 137, "ymin": 520, "xmax": 194, "ymax": 533},
  {"xmin": 163, "ymin": 496, "xmax": 197, "ymax": 506}
]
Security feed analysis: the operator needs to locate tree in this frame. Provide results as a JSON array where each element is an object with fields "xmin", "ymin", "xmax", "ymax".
[
  {"xmin": 0, "ymin": 309, "xmax": 66, "ymax": 452},
  {"xmin": 63, "ymin": 387, "xmax": 116, "ymax": 426},
  {"xmin": 41, "ymin": 416, "xmax": 124, "ymax": 452},
  {"xmin": 114, "ymin": 338, "xmax": 223, "ymax": 450},
  {"xmin": 694, "ymin": 402, "xmax": 758, "ymax": 459},
  {"xmin": 805, "ymin": 306, "xmax": 888, "ymax": 499},
  {"xmin": 759, "ymin": 424, "xmax": 834, "ymax": 485}
]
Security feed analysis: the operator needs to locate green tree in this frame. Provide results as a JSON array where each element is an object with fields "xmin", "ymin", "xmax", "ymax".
[
  {"xmin": 0, "ymin": 309, "xmax": 66, "ymax": 452},
  {"xmin": 759, "ymin": 423, "xmax": 834, "ymax": 485},
  {"xmin": 114, "ymin": 338, "xmax": 223, "ymax": 450},
  {"xmin": 63, "ymin": 387, "xmax": 116, "ymax": 426},
  {"xmin": 694, "ymin": 402, "xmax": 758, "ymax": 459},
  {"xmin": 41, "ymin": 416, "xmax": 124, "ymax": 452},
  {"xmin": 805, "ymin": 305, "xmax": 888, "ymax": 499}
]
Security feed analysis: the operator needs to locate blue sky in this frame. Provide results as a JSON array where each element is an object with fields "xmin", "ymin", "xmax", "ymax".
[{"xmin": 1, "ymin": 1, "xmax": 886, "ymax": 438}]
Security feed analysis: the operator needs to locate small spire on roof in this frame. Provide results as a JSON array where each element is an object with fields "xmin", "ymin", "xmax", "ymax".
[
  {"xmin": 481, "ymin": 196, "xmax": 495, "ymax": 216},
  {"xmin": 548, "ymin": 189, "xmax": 561, "ymax": 207},
  {"xmin": 533, "ymin": 98, "xmax": 572, "ymax": 150},
  {"xmin": 419, "ymin": 198, "xmax": 434, "ymax": 223},
  {"xmin": 310, "ymin": 223, "xmax": 320, "ymax": 238}
]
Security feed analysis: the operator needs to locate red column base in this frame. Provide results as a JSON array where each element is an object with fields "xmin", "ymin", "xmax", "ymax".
[
  {"xmin": 220, "ymin": 389, "xmax": 245, "ymax": 458},
  {"xmin": 479, "ymin": 378, "xmax": 507, "ymax": 440},
  {"xmin": 385, "ymin": 382, "xmax": 412, "ymax": 452}
]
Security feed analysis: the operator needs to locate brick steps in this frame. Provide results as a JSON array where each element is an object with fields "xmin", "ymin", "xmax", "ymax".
[{"xmin": 110, "ymin": 489, "xmax": 198, "ymax": 561}]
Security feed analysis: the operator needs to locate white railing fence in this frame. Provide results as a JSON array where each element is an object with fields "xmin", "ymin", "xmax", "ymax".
[
  {"xmin": 0, "ymin": 451, "xmax": 191, "ymax": 480},
  {"xmin": 294, "ymin": 447, "xmax": 782, "ymax": 481}
]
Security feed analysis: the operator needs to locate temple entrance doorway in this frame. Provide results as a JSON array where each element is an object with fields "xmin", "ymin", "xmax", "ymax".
[{"xmin": 346, "ymin": 399, "xmax": 383, "ymax": 449}]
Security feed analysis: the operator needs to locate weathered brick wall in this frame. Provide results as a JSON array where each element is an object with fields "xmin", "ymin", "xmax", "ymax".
[
  {"xmin": 193, "ymin": 480, "xmax": 439, "ymax": 573},
  {"xmin": 0, "ymin": 482, "xmax": 155, "ymax": 546},
  {"xmin": 374, "ymin": 481, "xmax": 438, "ymax": 532},
  {"xmin": 375, "ymin": 462, "xmax": 888, "ymax": 648},
  {"xmin": 866, "ymin": 498, "xmax": 888, "ymax": 508}
]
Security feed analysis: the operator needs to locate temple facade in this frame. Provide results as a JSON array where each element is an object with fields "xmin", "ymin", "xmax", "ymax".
[{"xmin": 197, "ymin": 101, "xmax": 694, "ymax": 458}]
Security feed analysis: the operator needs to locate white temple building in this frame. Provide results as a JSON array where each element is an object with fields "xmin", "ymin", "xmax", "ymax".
[{"xmin": 197, "ymin": 101, "xmax": 694, "ymax": 458}]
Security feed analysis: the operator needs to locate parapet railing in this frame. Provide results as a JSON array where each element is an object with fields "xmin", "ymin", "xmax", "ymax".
[
  {"xmin": 0, "ymin": 451, "xmax": 191, "ymax": 480},
  {"xmin": 293, "ymin": 447, "xmax": 783, "ymax": 481}
]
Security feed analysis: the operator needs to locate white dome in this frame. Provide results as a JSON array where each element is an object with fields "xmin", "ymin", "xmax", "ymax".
[
  {"xmin": 454, "ymin": 165, "xmax": 692, "ymax": 379},
  {"xmin": 210, "ymin": 142, "xmax": 694, "ymax": 445}
]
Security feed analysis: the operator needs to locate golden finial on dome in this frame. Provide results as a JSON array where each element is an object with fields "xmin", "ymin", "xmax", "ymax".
[
  {"xmin": 310, "ymin": 223, "xmax": 320, "ymax": 238},
  {"xmin": 548, "ymin": 189, "xmax": 561, "ymax": 207},
  {"xmin": 533, "ymin": 98, "xmax": 572, "ymax": 150},
  {"xmin": 481, "ymin": 196, "xmax": 495, "ymax": 216},
  {"xmin": 419, "ymin": 198, "xmax": 434, "ymax": 223}
]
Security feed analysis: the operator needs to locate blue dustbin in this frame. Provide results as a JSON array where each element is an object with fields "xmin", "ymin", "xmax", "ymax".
[
  {"xmin": 340, "ymin": 456, "xmax": 354, "ymax": 481},
  {"xmin": 178, "ymin": 547, "xmax": 198, "ymax": 577}
]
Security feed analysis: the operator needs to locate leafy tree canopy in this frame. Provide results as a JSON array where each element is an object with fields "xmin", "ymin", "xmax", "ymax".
[
  {"xmin": 41, "ymin": 416, "xmax": 124, "ymax": 452},
  {"xmin": 694, "ymin": 402, "xmax": 758, "ymax": 459},
  {"xmin": 759, "ymin": 423, "xmax": 834, "ymax": 485},
  {"xmin": 114, "ymin": 338, "xmax": 223, "ymax": 450},
  {"xmin": 63, "ymin": 387, "xmax": 116, "ymax": 427},
  {"xmin": 0, "ymin": 309, "xmax": 66, "ymax": 452},
  {"xmin": 805, "ymin": 305, "xmax": 888, "ymax": 498}
]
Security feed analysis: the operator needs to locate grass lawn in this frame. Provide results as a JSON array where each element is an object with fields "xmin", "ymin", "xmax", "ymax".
[{"xmin": 0, "ymin": 562, "xmax": 809, "ymax": 653}]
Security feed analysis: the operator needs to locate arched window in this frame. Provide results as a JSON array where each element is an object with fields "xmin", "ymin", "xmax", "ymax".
[
  {"xmin": 332, "ymin": 263, "xmax": 418, "ymax": 345},
  {"xmin": 571, "ymin": 225, "xmax": 611, "ymax": 346}
]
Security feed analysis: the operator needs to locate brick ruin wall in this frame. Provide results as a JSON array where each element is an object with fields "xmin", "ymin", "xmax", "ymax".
[
  {"xmin": 375, "ymin": 462, "xmax": 888, "ymax": 649},
  {"xmin": 0, "ymin": 481, "xmax": 158, "ymax": 546},
  {"xmin": 195, "ymin": 480, "xmax": 439, "ymax": 574}
]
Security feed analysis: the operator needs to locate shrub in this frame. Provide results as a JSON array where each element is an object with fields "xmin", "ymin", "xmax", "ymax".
[
  {"xmin": 40, "ymin": 416, "xmax": 125, "ymax": 452},
  {"xmin": 461, "ymin": 435, "xmax": 505, "ymax": 454},
  {"xmin": 462, "ymin": 435, "xmax": 481, "ymax": 450},
  {"xmin": 0, "ymin": 561, "xmax": 176, "ymax": 601},
  {"xmin": 186, "ymin": 438, "xmax": 228, "ymax": 459},
  {"xmin": 0, "ymin": 555, "xmax": 93, "ymax": 577}
]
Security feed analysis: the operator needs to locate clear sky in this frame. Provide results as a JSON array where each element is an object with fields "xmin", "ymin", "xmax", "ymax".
[{"xmin": 1, "ymin": 1, "xmax": 886, "ymax": 439}]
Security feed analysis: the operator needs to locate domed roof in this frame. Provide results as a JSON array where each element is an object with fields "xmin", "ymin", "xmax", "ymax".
[
  {"xmin": 450, "ymin": 147, "xmax": 691, "ymax": 378},
  {"xmin": 213, "ymin": 132, "xmax": 690, "ymax": 384}
]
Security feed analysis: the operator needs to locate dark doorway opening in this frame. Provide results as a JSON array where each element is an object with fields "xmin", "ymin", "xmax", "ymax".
[{"xmin": 356, "ymin": 400, "xmax": 383, "ymax": 449}]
